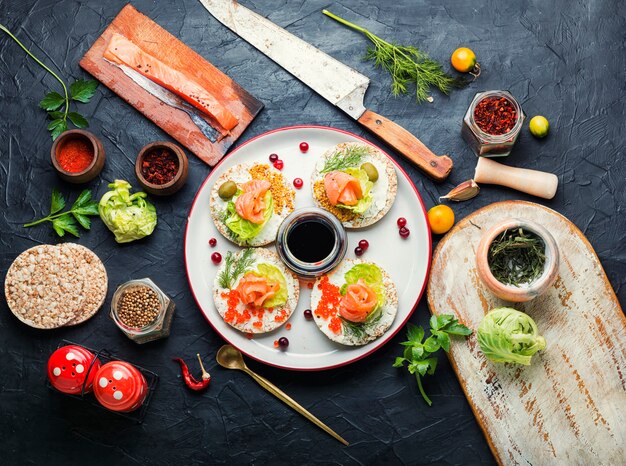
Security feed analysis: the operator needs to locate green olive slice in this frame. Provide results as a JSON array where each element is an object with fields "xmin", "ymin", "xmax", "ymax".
[
  {"xmin": 218, "ymin": 180, "xmax": 237, "ymax": 200},
  {"xmin": 360, "ymin": 162, "xmax": 379, "ymax": 182}
]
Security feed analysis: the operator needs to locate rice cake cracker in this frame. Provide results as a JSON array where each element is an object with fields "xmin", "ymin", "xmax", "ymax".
[
  {"xmin": 311, "ymin": 259, "xmax": 398, "ymax": 346},
  {"xmin": 311, "ymin": 142, "xmax": 397, "ymax": 228},
  {"xmin": 62, "ymin": 243, "xmax": 108, "ymax": 326},
  {"xmin": 213, "ymin": 248, "xmax": 299, "ymax": 333},
  {"xmin": 210, "ymin": 163, "xmax": 295, "ymax": 246},
  {"xmin": 4, "ymin": 244, "xmax": 87, "ymax": 329}
]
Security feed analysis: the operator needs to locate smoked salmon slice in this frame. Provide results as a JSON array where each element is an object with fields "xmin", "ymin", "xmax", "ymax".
[
  {"xmin": 235, "ymin": 180, "xmax": 271, "ymax": 224},
  {"xmin": 236, "ymin": 273, "xmax": 279, "ymax": 308},
  {"xmin": 103, "ymin": 33, "xmax": 238, "ymax": 132},
  {"xmin": 324, "ymin": 171, "xmax": 363, "ymax": 206},
  {"xmin": 339, "ymin": 279, "xmax": 377, "ymax": 323}
]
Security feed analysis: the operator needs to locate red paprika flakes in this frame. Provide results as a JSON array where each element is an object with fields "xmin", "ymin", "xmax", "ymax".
[
  {"xmin": 57, "ymin": 138, "xmax": 94, "ymax": 173},
  {"xmin": 141, "ymin": 148, "xmax": 179, "ymax": 185},
  {"xmin": 473, "ymin": 96, "xmax": 518, "ymax": 135}
]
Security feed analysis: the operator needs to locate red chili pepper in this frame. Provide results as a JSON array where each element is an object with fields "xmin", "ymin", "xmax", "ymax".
[{"xmin": 173, "ymin": 354, "xmax": 211, "ymax": 391}]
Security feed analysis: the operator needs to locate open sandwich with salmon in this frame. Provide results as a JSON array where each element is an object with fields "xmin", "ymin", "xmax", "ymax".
[
  {"xmin": 311, "ymin": 142, "xmax": 397, "ymax": 228},
  {"xmin": 213, "ymin": 248, "xmax": 299, "ymax": 334},
  {"xmin": 310, "ymin": 259, "xmax": 398, "ymax": 346},
  {"xmin": 210, "ymin": 163, "xmax": 295, "ymax": 246},
  {"xmin": 103, "ymin": 33, "xmax": 238, "ymax": 135}
]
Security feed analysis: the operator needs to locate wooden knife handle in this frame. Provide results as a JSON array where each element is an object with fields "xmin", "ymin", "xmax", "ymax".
[{"xmin": 357, "ymin": 109, "xmax": 453, "ymax": 181}]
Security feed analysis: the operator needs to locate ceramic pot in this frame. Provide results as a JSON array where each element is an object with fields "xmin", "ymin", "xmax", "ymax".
[
  {"xmin": 476, "ymin": 218, "xmax": 559, "ymax": 302},
  {"xmin": 135, "ymin": 141, "xmax": 188, "ymax": 196},
  {"xmin": 51, "ymin": 129, "xmax": 105, "ymax": 183}
]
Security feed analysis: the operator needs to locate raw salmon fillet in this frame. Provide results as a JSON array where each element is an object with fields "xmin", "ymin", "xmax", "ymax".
[
  {"xmin": 235, "ymin": 180, "xmax": 271, "ymax": 224},
  {"xmin": 237, "ymin": 273, "xmax": 279, "ymax": 308},
  {"xmin": 103, "ymin": 33, "xmax": 238, "ymax": 132},
  {"xmin": 339, "ymin": 279, "xmax": 377, "ymax": 323}
]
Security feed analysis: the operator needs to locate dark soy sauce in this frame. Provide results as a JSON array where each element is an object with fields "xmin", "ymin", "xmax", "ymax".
[{"xmin": 287, "ymin": 220, "xmax": 335, "ymax": 263}]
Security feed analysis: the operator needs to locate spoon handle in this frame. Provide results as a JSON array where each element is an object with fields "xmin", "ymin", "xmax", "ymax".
[{"xmin": 244, "ymin": 368, "xmax": 349, "ymax": 446}]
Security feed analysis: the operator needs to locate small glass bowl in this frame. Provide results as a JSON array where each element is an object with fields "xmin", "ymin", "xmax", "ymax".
[
  {"xmin": 462, "ymin": 90, "xmax": 525, "ymax": 157},
  {"xmin": 110, "ymin": 278, "xmax": 175, "ymax": 344},
  {"xmin": 276, "ymin": 207, "xmax": 347, "ymax": 280}
]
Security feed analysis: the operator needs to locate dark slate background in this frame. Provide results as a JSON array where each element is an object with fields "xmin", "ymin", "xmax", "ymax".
[{"xmin": 0, "ymin": 0, "xmax": 624, "ymax": 464}]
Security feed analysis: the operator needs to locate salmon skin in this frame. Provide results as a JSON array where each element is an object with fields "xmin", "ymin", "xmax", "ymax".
[{"xmin": 103, "ymin": 33, "xmax": 238, "ymax": 132}]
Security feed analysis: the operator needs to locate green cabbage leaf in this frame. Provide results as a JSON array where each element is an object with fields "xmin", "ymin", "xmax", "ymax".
[
  {"xmin": 477, "ymin": 307, "xmax": 546, "ymax": 365},
  {"xmin": 224, "ymin": 191, "xmax": 273, "ymax": 242},
  {"xmin": 251, "ymin": 263, "xmax": 288, "ymax": 308},
  {"xmin": 98, "ymin": 180, "xmax": 157, "ymax": 243},
  {"xmin": 335, "ymin": 168, "xmax": 373, "ymax": 214}
]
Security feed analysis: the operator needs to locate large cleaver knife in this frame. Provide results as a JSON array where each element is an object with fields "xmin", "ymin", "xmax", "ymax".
[{"xmin": 199, "ymin": 0, "xmax": 453, "ymax": 181}]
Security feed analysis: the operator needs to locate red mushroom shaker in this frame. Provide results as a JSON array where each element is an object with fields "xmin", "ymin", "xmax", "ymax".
[
  {"xmin": 93, "ymin": 361, "xmax": 148, "ymax": 412},
  {"xmin": 47, "ymin": 345, "xmax": 101, "ymax": 395}
]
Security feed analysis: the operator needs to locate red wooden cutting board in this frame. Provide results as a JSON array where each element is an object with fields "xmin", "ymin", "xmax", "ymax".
[
  {"xmin": 79, "ymin": 4, "xmax": 263, "ymax": 166},
  {"xmin": 427, "ymin": 201, "xmax": 626, "ymax": 465}
]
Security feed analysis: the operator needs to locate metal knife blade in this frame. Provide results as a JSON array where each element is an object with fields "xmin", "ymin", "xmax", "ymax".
[
  {"xmin": 116, "ymin": 63, "xmax": 219, "ymax": 142},
  {"xmin": 198, "ymin": 0, "xmax": 369, "ymax": 120}
]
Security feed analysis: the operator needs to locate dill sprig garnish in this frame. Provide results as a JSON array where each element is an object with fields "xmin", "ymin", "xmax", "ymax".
[
  {"xmin": 323, "ymin": 10, "xmax": 468, "ymax": 103},
  {"xmin": 320, "ymin": 145, "xmax": 372, "ymax": 174},
  {"xmin": 488, "ymin": 228, "xmax": 546, "ymax": 287},
  {"xmin": 217, "ymin": 248, "xmax": 255, "ymax": 289}
]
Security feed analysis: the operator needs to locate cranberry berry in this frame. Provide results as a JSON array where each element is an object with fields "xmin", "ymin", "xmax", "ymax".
[
  {"xmin": 278, "ymin": 337, "xmax": 289, "ymax": 349},
  {"xmin": 397, "ymin": 217, "xmax": 407, "ymax": 228},
  {"xmin": 358, "ymin": 239, "xmax": 369, "ymax": 250},
  {"xmin": 299, "ymin": 142, "xmax": 309, "ymax": 153},
  {"xmin": 354, "ymin": 246, "xmax": 364, "ymax": 257},
  {"xmin": 303, "ymin": 309, "xmax": 313, "ymax": 320},
  {"xmin": 211, "ymin": 252, "xmax": 222, "ymax": 264},
  {"xmin": 293, "ymin": 178, "xmax": 303, "ymax": 189},
  {"xmin": 399, "ymin": 227, "xmax": 410, "ymax": 238},
  {"xmin": 269, "ymin": 153, "xmax": 278, "ymax": 163},
  {"xmin": 209, "ymin": 238, "xmax": 217, "ymax": 247},
  {"xmin": 273, "ymin": 160, "xmax": 284, "ymax": 170}
]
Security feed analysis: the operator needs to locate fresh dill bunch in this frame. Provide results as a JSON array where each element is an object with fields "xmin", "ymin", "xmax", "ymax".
[
  {"xmin": 323, "ymin": 10, "xmax": 468, "ymax": 103},
  {"xmin": 217, "ymin": 248, "xmax": 255, "ymax": 289},
  {"xmin": 320, "ymin": 145, "xmax": 372, "ymax": 173}
]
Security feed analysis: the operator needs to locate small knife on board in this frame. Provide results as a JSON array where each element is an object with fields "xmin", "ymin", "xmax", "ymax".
[{"xmin": 198, "ymin": 0, "xmax": 453, "ymax": 181}]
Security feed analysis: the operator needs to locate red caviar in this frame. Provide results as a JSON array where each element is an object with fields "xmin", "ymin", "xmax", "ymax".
[
  {"xmin": 57, "ymin": 138, "xmax": 94, "ymax": 173},
  {"xmin": 313, "ymin": 276, "xmax": 343, "ymax": 334},
  {"xmin": 286, "ymin": 323, "xmax": 292, "ymax": 330}
]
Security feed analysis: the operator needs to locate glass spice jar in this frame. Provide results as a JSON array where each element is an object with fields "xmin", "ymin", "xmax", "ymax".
[
  {"xmin": 110, "ymin": 278, "xmax": 175, "ymax": 344},
  {"xmin": 462, "ymin": 90, "xmax": 525, "ymax": 157}
]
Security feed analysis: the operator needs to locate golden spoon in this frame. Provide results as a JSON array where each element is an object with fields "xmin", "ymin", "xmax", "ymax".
[{"xmin": 216, "ymin": 344, "xmax": 349, "ymax": 446}]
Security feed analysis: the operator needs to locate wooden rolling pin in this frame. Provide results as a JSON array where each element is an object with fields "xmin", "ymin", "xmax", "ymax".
[{"xmin": 474, "ymin": 157, "xmax": 558, "ymax": 199}]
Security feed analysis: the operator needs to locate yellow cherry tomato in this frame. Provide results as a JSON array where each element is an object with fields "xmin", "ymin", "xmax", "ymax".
[
  {"xmin": 451, "ymin": 47, "xmax": 478, "ymax": 73},
  {"xmin": 428, "ymin": 205, "xmax": 455, "ymax": 235},
  {"xmin": 529, "ymin": 115, "xmax": 550, "ymax": 138}
]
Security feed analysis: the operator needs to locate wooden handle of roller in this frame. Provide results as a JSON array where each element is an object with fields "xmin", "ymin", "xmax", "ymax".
[
  {"xmin": 357, "ymin": 109, "xmax": 453, "ymax": 181},
  {"xmin": 474, "ymin": 157, "xmax": 558, "ymax": 199}
]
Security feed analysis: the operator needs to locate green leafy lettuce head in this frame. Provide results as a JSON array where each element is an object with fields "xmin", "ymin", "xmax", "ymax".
[
  {"xmin": 336, "ymin": 167, "xmax": 373, "ymax": 215},
  {"xmin": 224, "ymin": 191, "xmax": 273, "ymax": 241},
  {"xmin": 477, "ymin": 307, "xmax": 546, "ymax": 365},
  {"xmin": 99, "ymin": 180, "xmax": 157, "ymax": 243},
  {"xmin": 251, "ymin": 263, "xmax": 288, "ymax": 308}
]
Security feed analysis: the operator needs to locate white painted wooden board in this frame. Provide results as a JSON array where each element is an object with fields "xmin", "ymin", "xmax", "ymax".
[{"xmin": 427, "ymin": 201, "xmax": 625, "ymax": 466}]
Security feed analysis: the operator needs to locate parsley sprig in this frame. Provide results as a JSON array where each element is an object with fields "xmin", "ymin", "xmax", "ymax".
[
  {"xmin": 24, "ymin": 189, "xmax": 100, "ymax": 237},
  {"xmin": 0, "ymin": 24, "xmax": 98, "ymax": 140},
  {"xmin": 393, "ymin": 315, "xmax": 472, "ymax": 405},
  {"xmin": 218, "ymin": 248, "xmax": 255, "ymax": 289}
]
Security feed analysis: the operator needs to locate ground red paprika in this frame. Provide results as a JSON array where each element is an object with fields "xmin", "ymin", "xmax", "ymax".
[
  {"xmin": 57, "ymin": 138, "xmax": 94, "ymax": 173},
  {"xmin": 473, "ymin": 96, "xmax": 518, "ymax": 135},
  {"xmin": 141, "ymin": 148, "xmax": 179, "ymax": 185}
]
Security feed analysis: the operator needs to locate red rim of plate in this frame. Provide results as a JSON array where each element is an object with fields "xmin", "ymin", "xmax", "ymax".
[{"xmin": 184, "ymin": 125, "xmax": 432, "ymax": 371}]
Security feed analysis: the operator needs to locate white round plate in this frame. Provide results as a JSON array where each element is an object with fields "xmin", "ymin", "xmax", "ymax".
[{"xmin": 185, "ymin": 126, "xmax": 431, "ymax": 370}]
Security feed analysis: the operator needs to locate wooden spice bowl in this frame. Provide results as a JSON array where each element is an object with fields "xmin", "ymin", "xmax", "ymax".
[
  {"xmin": 51, "ymin": 129, "xmax": 105, "ymax": 184},
  {"xmin": 135, "ymin": 141, "xmax": 188, "ymax": 196},
  {"xmin": 476, "ymin": 218, "xmax": 559, "ymax": 302}
]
